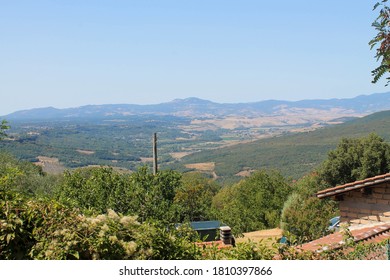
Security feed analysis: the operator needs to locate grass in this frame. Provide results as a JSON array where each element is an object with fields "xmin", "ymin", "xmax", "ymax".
[{"xmin": 236, "ymin": 228, "xmax": 283, "ymax": 246}]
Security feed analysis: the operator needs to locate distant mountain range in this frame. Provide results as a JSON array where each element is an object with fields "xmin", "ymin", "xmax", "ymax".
[{"xmin": 4, "ymin": 92, "xmax": 390, "ymax": 121}]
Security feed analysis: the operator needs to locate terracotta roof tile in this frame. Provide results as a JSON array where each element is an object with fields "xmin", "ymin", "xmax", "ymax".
[
  {"xmin": 299, "ymin": 223, "xmax": 390, "ymax": 252},
  {"xmin": 195, "ymin": 240, "xmax": 232, "ymax": 249},
  {"xmin": 316, "ymin": 173, "xmax": 390, "ymax": 199}
]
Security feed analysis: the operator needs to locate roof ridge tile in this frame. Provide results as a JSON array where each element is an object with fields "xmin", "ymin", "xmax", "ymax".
[{"xmin": 317, "ymin": 173, "xmax": 390, "ymax": 199}]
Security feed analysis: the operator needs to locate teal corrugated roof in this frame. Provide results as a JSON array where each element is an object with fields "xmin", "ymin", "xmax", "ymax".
[{"xmin": 190, "ymin": 221, "xmax": 225, "ymax": 230}]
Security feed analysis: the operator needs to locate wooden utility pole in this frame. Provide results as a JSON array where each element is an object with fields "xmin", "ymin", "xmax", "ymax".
[{"xmin": 153, "ymin": 133, "xmax": 158, "ymax": 175}]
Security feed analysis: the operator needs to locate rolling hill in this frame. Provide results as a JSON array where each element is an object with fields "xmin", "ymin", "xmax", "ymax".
[{"xmin": 178, "ymin": 110, "xmax": 390, "ymax": 181}]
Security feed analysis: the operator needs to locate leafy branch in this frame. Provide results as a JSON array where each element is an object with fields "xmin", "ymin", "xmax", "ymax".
[{"xmin": 370, "ymin": 0, "xmax": 390, "ymax": 85}]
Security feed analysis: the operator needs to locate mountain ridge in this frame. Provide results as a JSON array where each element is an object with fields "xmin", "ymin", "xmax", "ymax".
[{"xmin": 4, "ymin": 92, "xmax": 390, "ymax": 120}]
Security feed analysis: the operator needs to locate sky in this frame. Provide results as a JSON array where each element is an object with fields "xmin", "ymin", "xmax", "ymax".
[{"xmin": 0, "ymin": 0, "xmax": 389, "ymax": 115}]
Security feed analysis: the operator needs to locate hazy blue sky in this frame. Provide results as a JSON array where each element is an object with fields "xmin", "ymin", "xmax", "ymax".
[{"xmin": 0, "ymin": 0, "xmax": 388, "ymax": 115}]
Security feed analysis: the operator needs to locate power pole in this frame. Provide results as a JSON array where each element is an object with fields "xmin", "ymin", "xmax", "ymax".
[{"xmin": 153, "ymin": 133, "xmax": 158, "ymax": 175}]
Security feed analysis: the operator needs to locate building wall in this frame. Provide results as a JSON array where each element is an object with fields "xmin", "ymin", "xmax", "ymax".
[{"xmin": 339, "ymin": 182, "xmax": 390, "ymax": 225}]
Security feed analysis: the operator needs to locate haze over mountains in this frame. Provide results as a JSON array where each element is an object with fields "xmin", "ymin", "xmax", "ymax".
[{"xmin": 4, "ymin": 92, "xmax": 390, "ymax": 120}]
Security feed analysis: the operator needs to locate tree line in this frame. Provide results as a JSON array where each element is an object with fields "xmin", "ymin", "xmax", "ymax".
[{"xmin": 1, "ymin": 129, "xmax": 390, "ymax": 259}]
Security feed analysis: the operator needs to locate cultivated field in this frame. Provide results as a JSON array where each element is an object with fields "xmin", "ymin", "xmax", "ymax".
[
  {"xmin": 185, "ymin": 162, "xmax": 215, "ymax": 171},
  {"xmin": 35, "ymin": 156, "xmax": 66, "ymax": 174}
]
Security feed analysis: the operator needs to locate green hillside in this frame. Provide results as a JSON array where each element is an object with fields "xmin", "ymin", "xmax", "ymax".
[{"xmin": 179, "ymin": 110, "xmax": 390, "ymax": 181}]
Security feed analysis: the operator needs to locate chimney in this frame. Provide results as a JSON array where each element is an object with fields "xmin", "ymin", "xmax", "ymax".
[{"xmin": 220, "ymin": 226, "xmax": 234, "ymax": 246}]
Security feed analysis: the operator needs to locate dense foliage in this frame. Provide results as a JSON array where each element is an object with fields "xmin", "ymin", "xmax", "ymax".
[
  {"xmin": 174, "ymin": 172, "xmax": 221, "ymax": 222},
  {"xmin": 0, "ymin": 193, "xmax": 201, "ymax": 260},
  {"xmin": 57, "ymin": 167, "xmax": 179, "ymax": 222},
  {"xmin": 280, "ymin": 174, "xmax": 338, "ymax": 243},
  {"xmin": 55, "ymin": 166, "xmax": 220, "ymax": 225},
  {"xmin": 318, "ymin": 133, "xmax": 390, "ymax": 187},
  {"xmin": 212, "ymin": 170, "xmax": 291, "ymax": 235}
]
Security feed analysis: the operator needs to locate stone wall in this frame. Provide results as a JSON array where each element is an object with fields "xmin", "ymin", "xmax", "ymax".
[{"xmin": 339, "ymin": 182, "xmax": 390, "ymax": 225}]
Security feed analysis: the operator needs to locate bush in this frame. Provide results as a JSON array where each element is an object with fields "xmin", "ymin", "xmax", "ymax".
[
  {"xmin": 280, "ymin": 174, "xmax": 338, "ymax": 243},
  {"xmin": 1, "ymin": 189, "xmax": 202, "ymax": 260}
]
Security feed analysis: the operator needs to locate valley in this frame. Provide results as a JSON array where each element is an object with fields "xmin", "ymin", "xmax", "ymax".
[{"xmin": 1, "ymin": 93, "xmax": 390, "ymax": 181}]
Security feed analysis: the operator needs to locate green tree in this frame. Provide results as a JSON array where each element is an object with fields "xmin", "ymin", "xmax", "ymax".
[
  {"xmin": 212, "ymin": 170, "xmax": 291, "ymax": 235},
  {"xmin": 280, "ymin": 174, "xmax": 338, "ymax": 243},
  {"xmin": 129, "ymin": 167, "xmax": 182, "ymax": 223},
  {"xmin": 56, "ymin": 166, "xmax": 183, "ymax": 223},
  {"xmin": 370, "ymin": 0, "xmax": 390, "ymax": 84},
  {"xmin": 57, "ymin": 167, "xmax": 128, "ymax": 213},
  {"xmin": 318, "ymin": 133, "xmax": 390, "ymax": 187},
  {"xmin": 173, "ymin": 172, "xmax": 220, "ymax": 222},
  {"xmin": 0, "ymin": 120, "xmax": 9, "ymax": 140}
]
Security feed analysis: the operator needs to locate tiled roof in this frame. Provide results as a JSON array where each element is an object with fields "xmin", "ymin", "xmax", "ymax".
[
  {"xmin": 299, "ymin": 223, "xmax": 390, "ymax": 252},
  {"xmin": 316, "ymin": 173, "xmax": 390, "ymax": 199}
]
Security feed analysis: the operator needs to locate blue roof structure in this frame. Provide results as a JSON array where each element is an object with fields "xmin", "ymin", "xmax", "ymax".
[{"xmin": 190, "ymin": 220, "xmax": 225, "ymax": 231}]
